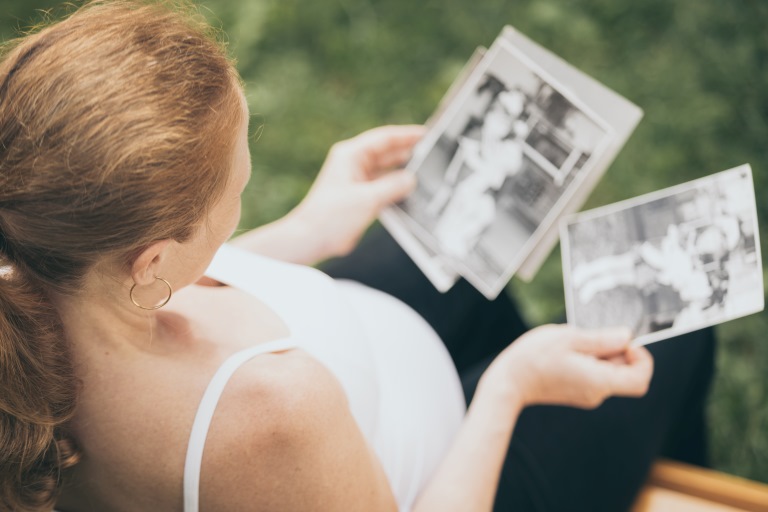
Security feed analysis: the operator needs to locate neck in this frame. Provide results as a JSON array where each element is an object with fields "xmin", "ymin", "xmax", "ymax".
[{"xmin": 49, "ymin": 277, "xmax": 186, "ymax": 359}]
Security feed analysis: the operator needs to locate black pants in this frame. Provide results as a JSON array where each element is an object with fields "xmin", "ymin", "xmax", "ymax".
[{"xmin": 322, "ymin": 226, "xmax": 716, "ymax": 512}]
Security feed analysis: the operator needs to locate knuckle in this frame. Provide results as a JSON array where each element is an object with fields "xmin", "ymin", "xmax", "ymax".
[
  {"xmin": 581, "ymin": 394, "xmax": 602, "ymax": 410},
  {"xmin": 635, "ymin": 380, "xmax": 651, "ymax": 397},
  {"xmin": 372, "ymin": 124, "xmax": 397, "ymax": 135},
  {"xmin": 586, "ymin": 390, "xmax": 608, "ymax": 409},
  {"xmin": 533, "ymin": 324, "xmax": 562, "ymax": 338},
  {"xmin": 329, "ymin": 140, "xmax": 351, "ymax": 158}
]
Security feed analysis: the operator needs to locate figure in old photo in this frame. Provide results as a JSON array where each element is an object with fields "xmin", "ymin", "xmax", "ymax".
[{"xmin": 429, "ymin": 82, "xmax": 530, "ymax": 260}]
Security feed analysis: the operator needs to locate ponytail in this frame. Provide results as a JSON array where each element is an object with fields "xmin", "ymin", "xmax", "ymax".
[{"xmin": 0, "ymin": 265, "xmax": 80, "ymax": 511}]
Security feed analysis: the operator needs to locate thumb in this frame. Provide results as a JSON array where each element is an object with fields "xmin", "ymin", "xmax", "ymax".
[
  {"xmin": 365, "ymin": 170, "xmax": 416, "ymax": 209},
  {"xmin": 569, "ymin": 327, "xmax": 633, "ymax": 357},
  {"xmin": 601, "ymin": 346, "xmax": 654, "ymax": 397}
]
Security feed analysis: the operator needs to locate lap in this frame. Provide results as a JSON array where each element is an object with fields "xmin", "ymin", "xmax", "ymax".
[{"xmin": 321, "ymin": 224, "xmax": 529, "ymax": 374}]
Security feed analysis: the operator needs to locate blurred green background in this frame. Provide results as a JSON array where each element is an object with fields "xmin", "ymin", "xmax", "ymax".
[{"xmin": 2, "ymin": 0, "xmax": 766, "ymax": 483}]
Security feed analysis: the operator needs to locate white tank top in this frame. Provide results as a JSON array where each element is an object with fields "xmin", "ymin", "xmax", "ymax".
[{"xmin": 183, "ymin": 244, "xmax": 466, "ymax": 512}]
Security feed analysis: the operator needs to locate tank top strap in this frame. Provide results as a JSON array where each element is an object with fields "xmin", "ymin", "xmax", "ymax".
[{"xmin": 183, "ymin": 337, "xmax": 297, "ymax": 512}]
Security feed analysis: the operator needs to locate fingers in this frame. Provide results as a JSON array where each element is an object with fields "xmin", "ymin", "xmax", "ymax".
[
  {"xmin": 605, "ymin": 353, "xmax": 628, "ymax": 365},
  {"xmin": 348, "ymin": 125, "xmax": 426, "ymax": 170},
  {"xmin": 373, "ymin": 145, "xmax": 419, "ymax": 171},
  {"xmin": 354, "ymin": 124, "xmax": 426, "ymax": 150},
  {"xmin": 599, "ymin": 346, "xmax": 654, "ymax": 397},
  {"xmin": 568, "ymin": 326, "xmax": 633, "ymax": 358},
  {"xmin": 567, "ymin": 327, "xmax": 653, "ymax": 399},
  {"xmin": 364, "ymin": 169, "xmax": 416, "ymax": 209}
]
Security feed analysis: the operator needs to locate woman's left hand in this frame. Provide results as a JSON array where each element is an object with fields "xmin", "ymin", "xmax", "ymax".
[{"xmin": 288, "ymin": 125, "xmax": 423, "ymax": 260}]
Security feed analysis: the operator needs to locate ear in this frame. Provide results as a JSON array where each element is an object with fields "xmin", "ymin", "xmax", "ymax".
[{"xmin": 130, "ymin": 239, "xmax": 172, "ymax": 286}]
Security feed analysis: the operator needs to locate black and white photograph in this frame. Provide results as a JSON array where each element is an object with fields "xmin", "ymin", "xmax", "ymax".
[
  {"xmin": 377, "ymin": 209, "xmax": 461, "ymax": 292},
  {"xmin": 562, "ymin": 165, "xmax": 764, "ymax": 346},
  {"xmin": 384, "ymin": 35, "xmax": 614, "ymax": 299}
]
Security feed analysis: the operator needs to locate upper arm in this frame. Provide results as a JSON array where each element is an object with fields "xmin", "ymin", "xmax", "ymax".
[{"xmin": 198, "ymin": 351, "xmax": 397, "ymax": 512}]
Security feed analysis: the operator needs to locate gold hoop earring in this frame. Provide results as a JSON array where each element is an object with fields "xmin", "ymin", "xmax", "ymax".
[{"xmin": 129, "ymin": 277, "xmax": 173, "ymax": 310}]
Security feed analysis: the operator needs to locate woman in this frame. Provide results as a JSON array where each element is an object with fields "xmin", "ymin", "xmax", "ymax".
[{"xmin": 0, "ymin": 2, "xmax": 714, "ymax": 511}]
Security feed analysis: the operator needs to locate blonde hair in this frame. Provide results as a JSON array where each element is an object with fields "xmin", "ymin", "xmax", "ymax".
[{"xmin": 0, "ymin": 1, "xmax": 243, "ymax": 509}]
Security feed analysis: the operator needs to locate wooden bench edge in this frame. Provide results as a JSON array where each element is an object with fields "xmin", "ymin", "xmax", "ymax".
[{"xmin": 647, "ymin": 459, "xmax": 768, "ymax": 511}]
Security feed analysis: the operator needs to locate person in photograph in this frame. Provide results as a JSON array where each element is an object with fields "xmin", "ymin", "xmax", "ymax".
[
  {"xmin": 676, "ymin": 218, "xmax": 739, "ymax": 315},
  {"xmin": 0, "ymin": 3, "xmax": 715, "ymax": 512},
  {"xmin": 572, "ymin": 224, "xmax": 709, "ymax": 304},
  {"xmin": 571, "ymin": 215, "xmax": 738, "ymax": 317},
  {"xmin": 429, "ymin": 88, "xmax": 529, "ymax": 260}
]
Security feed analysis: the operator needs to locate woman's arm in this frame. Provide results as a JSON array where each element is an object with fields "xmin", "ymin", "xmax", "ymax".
[
  {"xmin": 412, "ymin": 368, "xmax": 523, "ymax": 511},
  {"xmin": 229, "ymin": 125, "xmax": 423, "ymax": 266},
  {"xmin": 413, "ymin": 325, "xmax": 652, "ymax": 512}
]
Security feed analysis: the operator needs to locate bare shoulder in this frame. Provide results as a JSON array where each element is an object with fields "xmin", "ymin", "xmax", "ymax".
[
  {"xmin": 199, "ymin": 349, "xmax": 396, "ymax": 512},
  {"xmin": 211, "ymin": 349, "xmax": 338, "ymax": 435}
]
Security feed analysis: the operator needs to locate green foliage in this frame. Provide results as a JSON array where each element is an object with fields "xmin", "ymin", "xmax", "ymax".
[{"xmin": 2, "ymin": 0, "xmax": 767, "ymax": 483}]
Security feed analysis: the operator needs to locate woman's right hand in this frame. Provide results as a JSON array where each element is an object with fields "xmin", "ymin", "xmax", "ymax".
[
  {"xmin": 482, "ymin": 325, "xmax": 653, "ymax": 410},
  {"xmin": 413, "ymin": 325, "xmax": 651, "ymax": 512}
]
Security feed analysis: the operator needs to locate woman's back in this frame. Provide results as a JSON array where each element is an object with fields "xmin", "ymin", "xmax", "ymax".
[
  {"xmin": 56, "ymin": 278, "xmax": 302, "ymax": 510},
  {"xmin": 57, "ymin": 246, "xmax": 465, "ymax": 511}
]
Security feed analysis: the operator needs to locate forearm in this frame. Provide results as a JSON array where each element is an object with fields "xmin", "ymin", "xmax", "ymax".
[
  {"xmin": 412, "ymin": 371, "xmax": 523, "ymax": 512},
  {"xmin": 414, "ymin": 324, "xmax": 649, "ymax": 512},
  {"xmin": 229, "ymin": 210, "xmax": 329, "ymax": 266}
]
